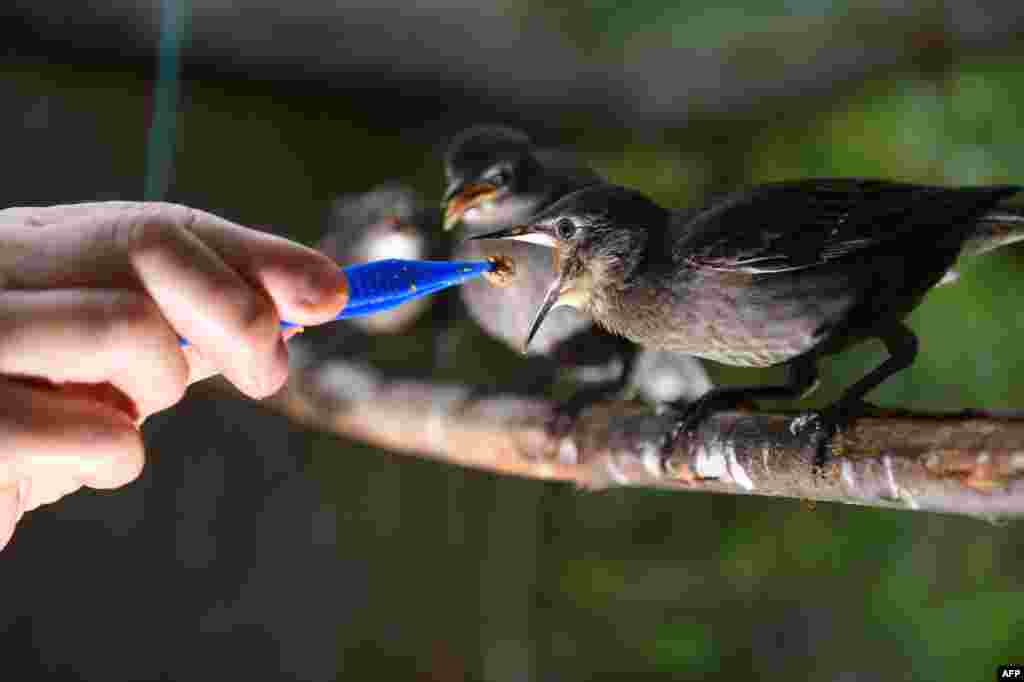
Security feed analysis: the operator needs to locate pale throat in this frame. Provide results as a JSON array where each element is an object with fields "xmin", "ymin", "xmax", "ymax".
[
  {"xmin": 558, "ymin": 267, "xmax": 600, "ymax": 314},
  {"xmin": 461, "ymin": 193, "xmax": 539, "ymax": 228}
]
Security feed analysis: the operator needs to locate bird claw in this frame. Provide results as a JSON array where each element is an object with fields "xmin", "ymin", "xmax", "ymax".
[
  {"xmin": 659, "ymin": 424, "xmax": 693, "ymax": 477},
  {"xmin": 544, "ymin": 374, "xmax": 635, "ymax": 438},
  {"xmin": 542, "ymin": 391, "xmax": 605, "ymax": 438},
  {"xmin": 659, "ymin": 392, "xmax": 744, "ymax": 474},
  {"xmin": 790, "ymin": 403, "xmax": 858, "ymax": 468},
  {"xmin": 788, "ymin": 412, "xmax": 820, "ymax": 436},
  {"xmin": 544, "ymin": 408, "xmax": 577, "ymax": 439}
]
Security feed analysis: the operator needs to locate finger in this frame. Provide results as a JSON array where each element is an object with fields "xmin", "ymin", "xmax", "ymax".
[
  {"xmin": 0, "ymin": 289, "xmax": 189, "ymax": 419},
  {"xmin": 1, "ymin": 204, "xmax": 290, "ymax": 398},
  {"xmin": 0, "ymin": 377, "xmax": 144, "ymax": 497},
  {"xmin": 20, "ymin": 473, "xmax": 81, "ymax": 512},
  {"xmin": 140, "ymin": 205, "xmax": 350, "ymax": 325},
  {"xmin": 180, "ymin": 331, "xmax": 306, "ymax": 389},
  {"xmin": 0, "ymin": 202, "xmax": 149, "ymax": 226},
  {"xmin": 180, "ymin": 343, "xmax": 220, "ymax": 387},
  {"xmin": 1, "ymin": 202, "xmax": 349, "ymax": 326},
  {"xmin": 180, "ymin": 324, "xmax": 306, "ymax": 385},
  {"xmin": 125, "ymin": 219, "xmax": 290, "ymax": 398},
  {"xmin": 196, "ymin": 227, "xmax": 350, "ymax": 325}
]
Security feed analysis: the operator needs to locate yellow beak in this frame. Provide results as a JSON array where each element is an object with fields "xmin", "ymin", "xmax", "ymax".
[{"xmin": 442, "ymin": 183, "xmax": 498, "ymax": 231}]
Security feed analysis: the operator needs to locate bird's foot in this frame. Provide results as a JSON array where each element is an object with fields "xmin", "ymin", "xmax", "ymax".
[
  {"xmin": 789, "ymin": 411, "xmax": 840, "ymax": 470},
  {"xmin": 545, "ymin": 403, "xmax": 577, "ymax": 438},
  {"xmin": 545, "ymin": 381, "xmax": 630, "ymax": 437},
  {"xmin": 659, "ymin": 391, "xmax": 752, "ymax": 475},
  {"xmin": 790, "ymin": 399, "xmax": 872, "ymax": 468}
]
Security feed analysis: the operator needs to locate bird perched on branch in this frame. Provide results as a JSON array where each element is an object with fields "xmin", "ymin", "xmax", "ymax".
[
  {"xmin": 470, "ymin": 178, "xmax": 1024, "ymax": 461},
  {"xmin": 291, "ymin": 184, "xmax": 440, "ymax": 373},
  {"xmin": 442, "ymin": 125, "xmax": 711, "ymax": 407},
  {"xmin": 318, "ymin": 183, "xmax": 438, "ymax": 335},
  {"xmin": 442, "ymin": 125, "xmax": 602, "ymax": 356}
]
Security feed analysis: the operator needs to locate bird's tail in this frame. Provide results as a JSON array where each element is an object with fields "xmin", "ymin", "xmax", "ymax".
[{"xmin": 962, "ymin": 208, "xmax": 1024, "ymax": 258}]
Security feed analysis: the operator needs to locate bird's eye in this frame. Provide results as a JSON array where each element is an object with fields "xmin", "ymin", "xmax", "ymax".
[
  {"xmin": 484, "ymin": 168, "xmax": 509, "ymax": 187},
  {"xmin": 556, "ymin": 218, "xmax": 577, "ymax": 240}
]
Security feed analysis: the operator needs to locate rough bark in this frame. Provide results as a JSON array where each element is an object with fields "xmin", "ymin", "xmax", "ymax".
[{"xmin": 209, "ymin": 358, "xmax": 1024, "ymax": 522}]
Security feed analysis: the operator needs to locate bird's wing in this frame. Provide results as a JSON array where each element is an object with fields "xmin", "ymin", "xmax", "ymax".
[{"xmin": 669, "ymin": 179, "xmax": 1021, "ymax": 273}]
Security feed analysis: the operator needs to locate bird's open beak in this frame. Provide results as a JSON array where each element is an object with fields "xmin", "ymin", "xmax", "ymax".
[
  {"xmin": 465, "ymin": 223, "xmax": 559, "ymax": 249},
  {"xmin": 442, "ymin": 182, "xmax": 499, "ymax": 231},
  {"xmin": 470, "ymin": 224, "xmax": 585, "ymax": 353},
  {"xmin": 522, "ymin": 267, "xmax": 590, "ymax": 353}
]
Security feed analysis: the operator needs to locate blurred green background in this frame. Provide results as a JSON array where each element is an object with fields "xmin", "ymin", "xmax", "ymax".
[{"xmin": 1, "ymin": 1, "xmax": 1023, "ymax": 680}]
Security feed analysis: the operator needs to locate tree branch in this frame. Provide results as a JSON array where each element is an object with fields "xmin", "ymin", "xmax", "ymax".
[{"xmin": 232, "ymin": 357, "xmax": 1024, "ymax": 521}]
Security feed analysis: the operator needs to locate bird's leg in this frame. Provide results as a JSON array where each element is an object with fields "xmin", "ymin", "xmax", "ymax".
[
  {"xmin": 661, "ymin": 352, "xmax": 819, "ymax": 467},
  {"xmin": 827, "ymin": 323, "xmax": 918, "ymax": 415},
  {"xmin": 548, "ymin": 337, "xmax": 638, "ymax": 435},
  {"xmin": 802, "ymin": 323, "xmax": 919, "ymax": 465}
]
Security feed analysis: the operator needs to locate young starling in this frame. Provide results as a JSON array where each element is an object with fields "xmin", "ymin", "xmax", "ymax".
[
  {"xmin": 442, "ymin": 125, "xmax": 604, "ymax": 234},
  {"xmin": 318, "ymin": 183, "xmax": 438, "ymax": 335},
  {"xmin": 442, "ymin": 125, "xmax": 712, "ymax": 407},
  {"xmin": 441, "ymin": 125, "xmax": 602, "ymax": 356},
  {"xmin": 470, "ymin": 179, "xmax": 1024, "ymax": 457},
  {"xmin": 289, "ymin": 184, "xmax": 444, "ymax": 374}
]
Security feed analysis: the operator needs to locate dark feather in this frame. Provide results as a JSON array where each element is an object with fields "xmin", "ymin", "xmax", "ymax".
[{"xmin": 670, "ymin": 179, "xmax": 1022, "ymax": 273}]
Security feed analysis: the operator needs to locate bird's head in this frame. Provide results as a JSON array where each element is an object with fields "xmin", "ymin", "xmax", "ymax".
[
  {"xmin": 318, "ymin": 184, "xmax": 432, "ymax": 334},
  {"xmin": 321, "ymin": 183, "xmax": 428, "ymax": 264},
  {"xmin": 441, "ymin": 125, "xmax": 542, "ymax": 231},
  {"xmin": 469, "ymin": 184, "xmax": 666, "ymax": 351}
]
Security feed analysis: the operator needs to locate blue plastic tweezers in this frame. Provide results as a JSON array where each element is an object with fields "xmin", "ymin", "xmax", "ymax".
[{"xmin": 178, "ymin": 258, "xmax": 494, "ymax": 346}]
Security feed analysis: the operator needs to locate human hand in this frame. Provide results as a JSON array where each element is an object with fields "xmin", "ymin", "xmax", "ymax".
[{"xmin": 0, "ymin": 202, "xmax": 349, "ymax": 552}]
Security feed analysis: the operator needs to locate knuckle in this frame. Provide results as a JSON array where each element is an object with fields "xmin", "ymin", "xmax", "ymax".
[
  {"xmin": 101, "ymin": 420, "xmax": 145, "ymax": 464},
  {"xmin": 136, "ymin": 202, "xmax": 200, "ymax": 232},
  {"xmin": 28, "ymin": 483, "xmax": 71, "ymax": 510},
  {"xmin": 112, "ymin": 289, "xmax": 160, "ymax": 329},
  {"xmin": 151, "ymin": 371, "xmax": 189, "ymax": 414},
  {"xmin": 230, "ymin": 291, "xmax": 280, "ymax": 342},
  {"xmin": 81, "ymin": 293, "xmax": 190, "ymax": 414},
  {"xmin": 215, "ymin": 292, "xmax": 282, "ymax": 397},
  {"xmin": 131, "ymin": 361, "xmax": 188, "ymax": 418},
  {"xmin": 121, "ymin": 213, "xmax": 188, "ymax": 260},
  {"xmin": 68, "ymin": 414, "xmax": 143, "ymax": 464},
  {"xmin": 99, "ymin": 293, "xmax": 189, "ymax": 413},
  {"xmin": 111, "ymin": 202, "xmax": 201, "ymax": 262},
  {"xmin": 260, "ymin": 356, "xmax": 289, "ymax": 398},
  {"xmin": 91, "ymin": 290, "xmax": 162, "ymax": 347},
  {"xmin": 0, "ymin": 206, "xmax": 43, "ymax": 226},
  {"xmin": 107, "ymin": 445, "xmax": 146, "ymax": 488},
  {"xmin": 167, "ymin": 369, "xmax": 190, "ymax": 403},
  {"xmin": 128, "ymin": 201, "xmax": 195, "ymax": 225}
]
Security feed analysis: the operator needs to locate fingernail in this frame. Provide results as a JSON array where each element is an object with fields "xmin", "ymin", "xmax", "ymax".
[{"xmin": 302, "ymin": 264, "xmax": 348, "ymax": 308}]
